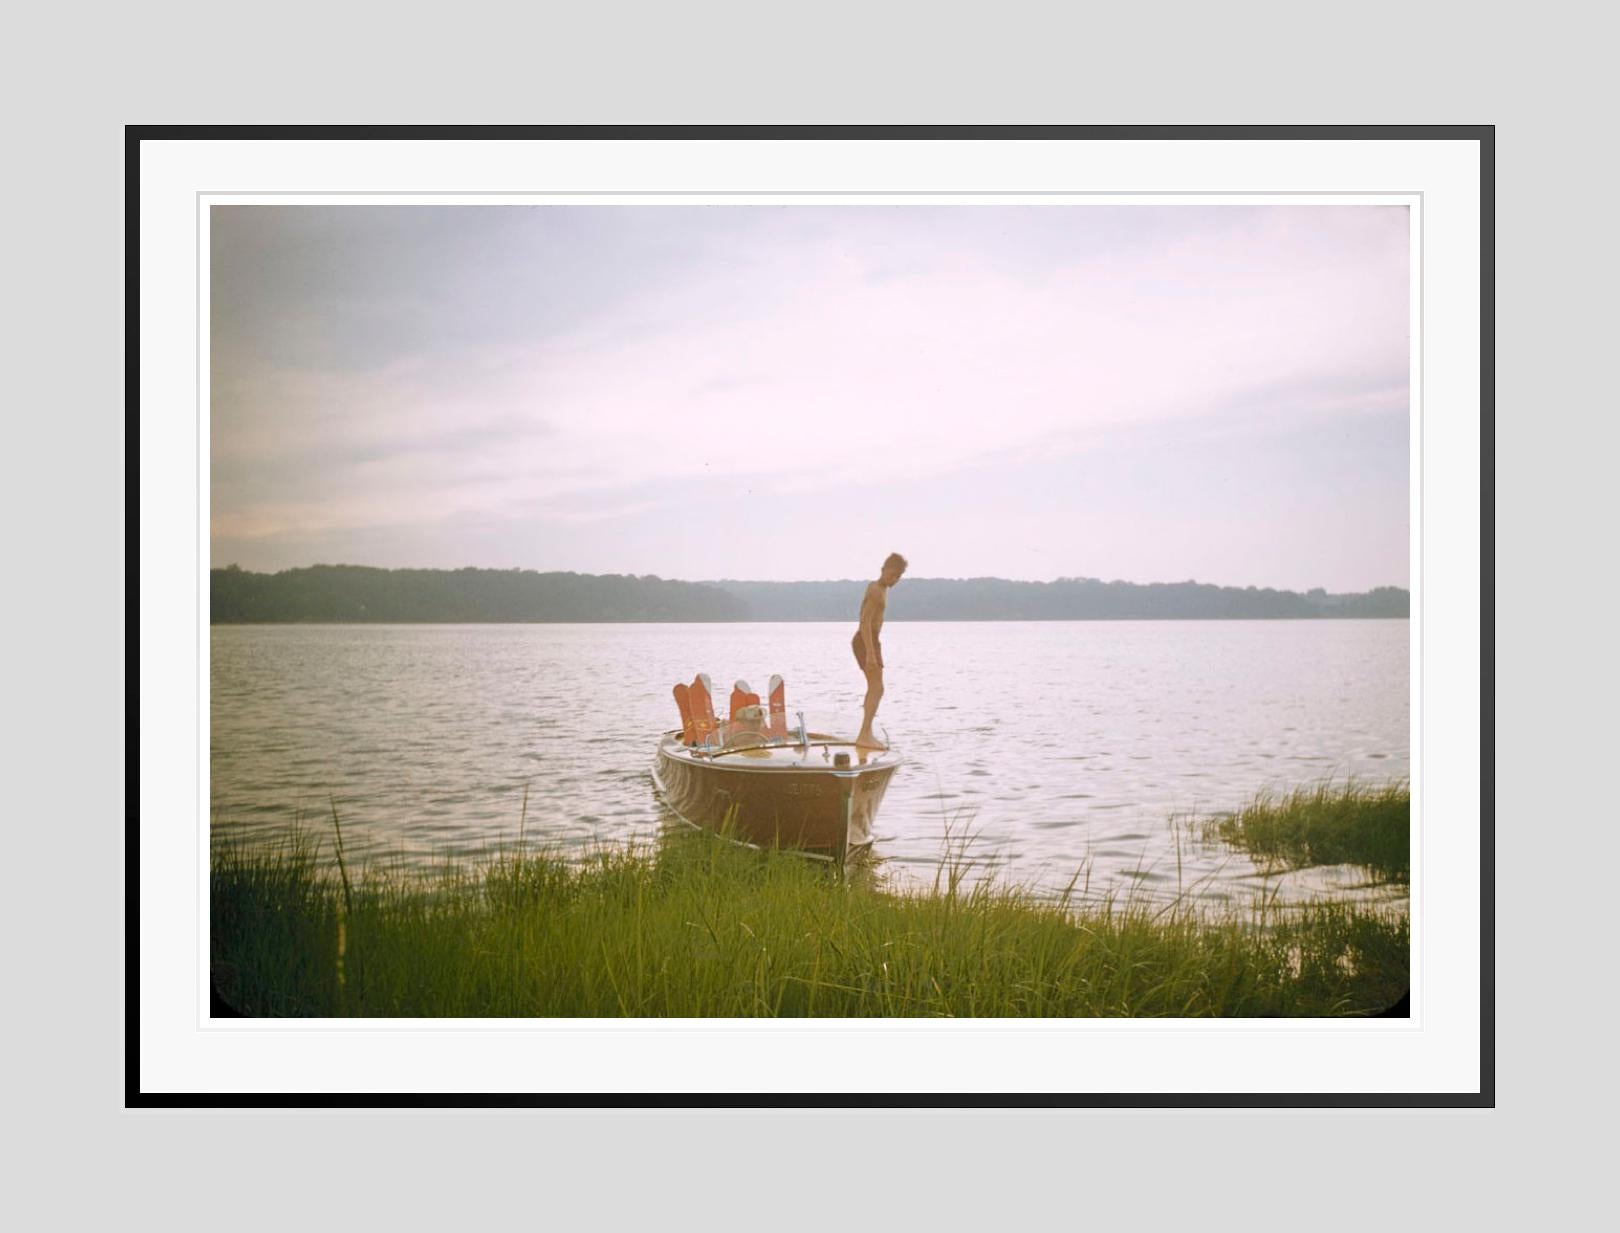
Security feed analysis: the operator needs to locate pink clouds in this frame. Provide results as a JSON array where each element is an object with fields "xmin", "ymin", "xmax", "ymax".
[{"xmin": 211, "ymin": 205, "xmax": 1408, "ymax": 587}]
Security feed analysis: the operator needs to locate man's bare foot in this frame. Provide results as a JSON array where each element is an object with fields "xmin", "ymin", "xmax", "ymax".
[{"xmin": 854, "ymin": 733, "xmax": 887, "ymax": 751}]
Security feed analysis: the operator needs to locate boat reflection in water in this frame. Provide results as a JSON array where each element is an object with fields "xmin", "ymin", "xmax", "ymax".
[{"xmin": 651, "ymin": 711, "xmax": 900, "ymax": 865}]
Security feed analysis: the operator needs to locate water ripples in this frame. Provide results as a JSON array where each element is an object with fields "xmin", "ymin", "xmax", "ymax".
[{"xmin": 211, "ymin": 620, "xmax": 1408, "ymax": 906}]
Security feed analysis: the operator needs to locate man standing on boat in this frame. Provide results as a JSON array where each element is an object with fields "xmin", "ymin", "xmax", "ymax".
[{"xmin": 854, "ymin": 552, "xmax": 907, "ymax": 750}]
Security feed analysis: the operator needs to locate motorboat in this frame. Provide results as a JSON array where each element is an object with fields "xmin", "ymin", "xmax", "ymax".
[{"xmin": 651, "ymin": 674, "xmax": 900, "ymax": 862}]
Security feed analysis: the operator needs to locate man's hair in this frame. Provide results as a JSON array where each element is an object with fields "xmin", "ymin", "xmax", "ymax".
[{"xmin": 883, "ymin": 552, "xmax": 908, "ymax": 574}]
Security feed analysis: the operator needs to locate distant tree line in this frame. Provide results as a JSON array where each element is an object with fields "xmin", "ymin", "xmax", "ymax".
[
  {"xmin": 711, "ymin": 577, "xmax": 1410, "ymax": 620},
  {"xmin": 211, "ymin": 565, "xmax": 1409, "ymax": 623},
  {"xmin": 211, "ymin": 565, "xmax": 749, "ymax": 623}
]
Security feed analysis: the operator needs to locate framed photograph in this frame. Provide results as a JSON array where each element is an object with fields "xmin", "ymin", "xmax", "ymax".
[{"xmin": 132, "ymin": 126, "xmax": 1491, "ymax": 1105}]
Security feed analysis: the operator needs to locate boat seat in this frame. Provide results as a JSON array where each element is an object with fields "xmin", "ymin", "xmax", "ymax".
[
  {"xmin": 672, "ymin": 682, "xmax": 696, "ymax": 744},
  {"xmin": 730, "ymin": 679, "xmax": 762, "ymax": 721},
  {"xmin": 767, "ymin": 674, "xmax": 788, "ymax": 738},
  {"xmin": 688, "ymin": 673, "xmax": 718, "ymax": 745}
]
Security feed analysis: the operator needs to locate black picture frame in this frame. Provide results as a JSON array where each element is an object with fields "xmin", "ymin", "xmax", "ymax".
[{"xmin": 129, "ymin": 124, "xmax": 1494, "ymax": 1109}]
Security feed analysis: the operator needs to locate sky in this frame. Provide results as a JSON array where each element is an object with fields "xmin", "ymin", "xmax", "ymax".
[{"xmin": 210, "ymin": 204, "xmax": 1409, "ymax": 591}]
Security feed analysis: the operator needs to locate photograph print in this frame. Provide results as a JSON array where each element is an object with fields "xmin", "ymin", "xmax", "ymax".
[{"xmin": 208, "ymin": 200, "xmax": 1412, "ymax": 1019}]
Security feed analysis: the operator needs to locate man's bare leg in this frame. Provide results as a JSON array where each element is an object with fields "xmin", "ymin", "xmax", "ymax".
[{"xmin": 856, "ymin": 666, "xmax": 886, "ymax": 749}]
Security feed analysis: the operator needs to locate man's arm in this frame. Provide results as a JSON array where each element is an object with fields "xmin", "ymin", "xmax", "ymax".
[{"xmin": 858, "ymin": 582, "xmax": 882, "ymax": 664}]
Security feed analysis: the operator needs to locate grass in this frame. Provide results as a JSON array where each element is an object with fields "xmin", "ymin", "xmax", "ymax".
[
  {"xmin": 211, "ymin": 793, "xmax": 1409, "ymax": 1018},
  {"xmin": 1203, "ymin": 780, "xmax": 1410, "ymax": 883}
]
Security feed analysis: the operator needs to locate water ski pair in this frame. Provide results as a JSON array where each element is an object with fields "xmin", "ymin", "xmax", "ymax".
[{"xmin": 672, "ymin": 673, "xmax": 788, "ymax": 745}]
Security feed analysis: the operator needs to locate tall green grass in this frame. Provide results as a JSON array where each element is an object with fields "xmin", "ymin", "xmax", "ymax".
[
  {"xmin": 1205, "ymin": 780, "xmax": 1409, "ymax": 883},
  {"xmin": 212, "ymin": 806, "xmax": 1407, "ymax": 1018}
]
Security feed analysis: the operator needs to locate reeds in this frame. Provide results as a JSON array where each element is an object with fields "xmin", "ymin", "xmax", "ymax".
[
  {"xmin": 210, "ymin": 786, "xmax": 1409, "ymax": 1018},
  {"xmin": 1204, "ymin": 780, "xmax": 1410, "ymax": 883}
]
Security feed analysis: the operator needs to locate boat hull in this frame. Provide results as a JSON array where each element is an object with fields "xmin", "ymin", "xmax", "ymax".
[{"xmin": 651, "ymin": 733, "xmax": 898, "ymax": 859}]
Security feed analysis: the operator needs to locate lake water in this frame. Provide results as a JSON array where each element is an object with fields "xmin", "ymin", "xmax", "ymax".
[{"xmin": 210, "ymin": 620, "xmax": 1409, "ymax": 907}]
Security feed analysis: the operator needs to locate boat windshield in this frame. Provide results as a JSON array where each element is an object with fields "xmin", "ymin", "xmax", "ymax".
[{"xmin": 680, "ymin": 714, "xmax": 859, "ymax": 753}]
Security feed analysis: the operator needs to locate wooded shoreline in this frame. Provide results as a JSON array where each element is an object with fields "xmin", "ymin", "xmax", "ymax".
[{"xmin": 212, "ymin": 565, "xmax": 1410, "ymax": 624}]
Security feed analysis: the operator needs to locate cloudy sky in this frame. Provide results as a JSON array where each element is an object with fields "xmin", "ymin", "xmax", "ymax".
[{"xmin": 210, "ymin": 204, "xmax": 1409, "ymax": 590}]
